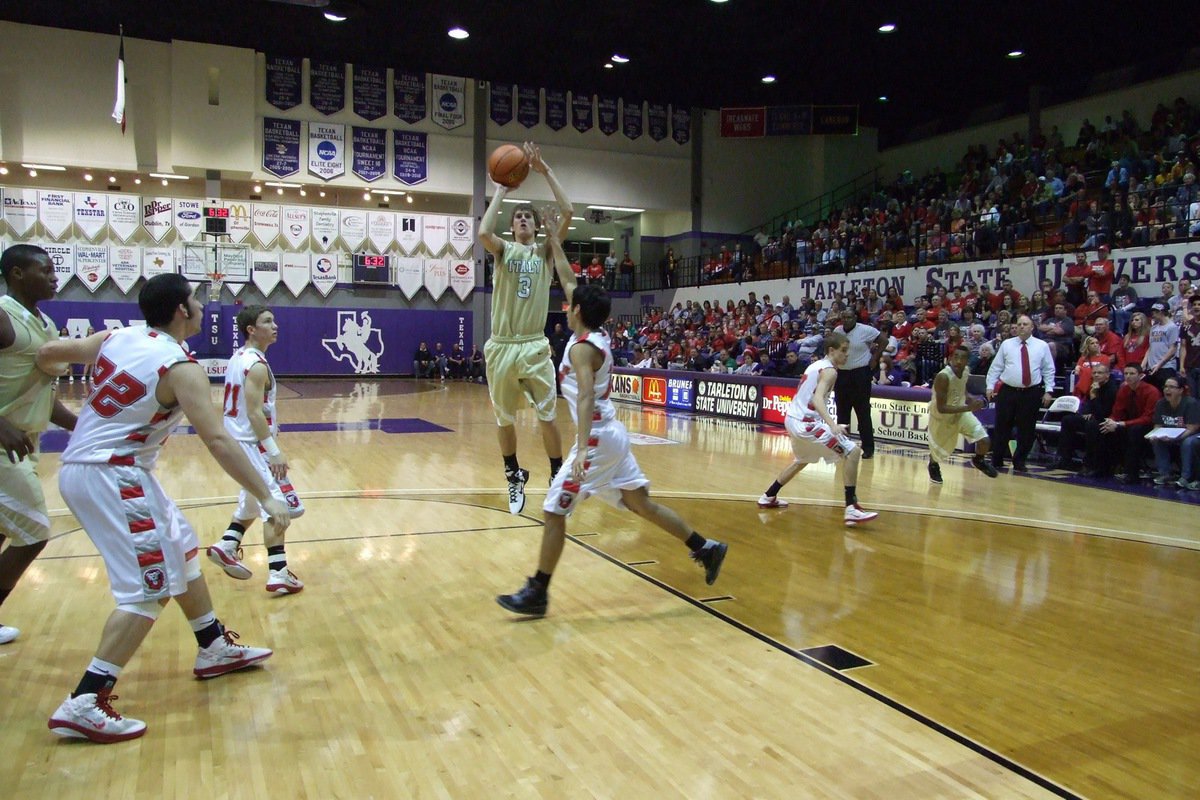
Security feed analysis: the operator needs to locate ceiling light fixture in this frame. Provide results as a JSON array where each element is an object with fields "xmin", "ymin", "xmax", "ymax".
[
  {"xmin": 448, "ymin": 27, "xmax": 469, "ymax": 40},
  {"xmin": 134, "ymin": 177, "xmax": 142, "ymax": 185},
  {"xmin": 21, "ymin": 162, "xmax": 66, "ymax": 171},
  {"xmin": 363, "ymin": 191, "xmax": 371, "ymax": 200},
  {"xmin": 1007, "ymin": 50, "xmax": 1025, "ymax": 59},
  {"xmin": 323, "ymin": 10, "xmax": 347, "ymax": 22},
  {"xmin": 276, "ymin": 187, "xmax": 284, "ymax": 195},
  {"xmin": 84, "ymin": 172, "xmax": 94, "ymax": 181},
  {"xmin": 28, "ymin": 170, "xmax": 37, "ymax": 177},
  {"xmin": 406, "ymin": 195, "xmax": 413, "ymax": 204},
  {"xmin": 0, "ymin": 167, "xmax": 8, "ymax": 176},
  {"xmin": 149, "ymin": 172, "xmax": 189, "ymax": 180},
  {"xmin": 252, "ymin": 184, "xmax": 261, "ymax": 193},
  {"xmin": 591, "ymin": 236, "xmax": 614, "ymax": 242},
  {"xmin": 610, "ymin": 54, "xmax": 629, "ymax": 64},
  {"xmin": 265, "ymin": 181, "xmax": 301, "ymax": 188},
  {"xmin": 108, "ymin": 175, "xmax": 116, "ymax": 183},
  {"xmin": 586, "ymin": 204, "xmax": 645, "ymax": 213},
  {"xmin": 604, "ymin": 63, "xmax": 614, "ymax": 70},
  {"xmin": 878, "ymin": 23, "xmax": 896, "ymax": 33},
  {"xmin": 761, "ymin": 75, "xmax": 776, "ymax": 84},
  {"xmin": 299, "ymin": 189, "xmax": 307, "ymax": 197},
  {"xmin": 162, "ymin": 179, "xmax": 169, "ymax": 186},
  {"xmin": 319, "ymin": 190, "xmax": 326, "ymax": 198},
  {"xmin": 878, "ymin": 95, "xmax": 889, "ymax": 102}
]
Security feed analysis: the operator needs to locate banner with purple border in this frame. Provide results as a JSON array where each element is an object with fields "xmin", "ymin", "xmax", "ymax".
[
  {"xmin": 263, "ymin": 118, "xmax": 301, "ymax": 178},
  {"xmin": 597, "ymin": 96, "xmax": 618, "ymax": 136},
  {"xmin": 622, "ymin": 98, "xmax": 642, "ymax": 140},
  {"xmin": 545, "ymin": 89, "xmax": 567, "ymax": 131},
  {"xmin": 490, "ymin": 83, "xmax": 513, "ymax": 126},
  {"xmin": 647, "ymin": 103, "xmax": 668, "ymax": 142},
  {"xmin": 571, "ymin": 91, "xmax": 593, "ymax": 133},
  {"xmin": 265, "ymin": 55, "xmax": 301, "ymax": 111},
  {"xmin": 309, "ymin": 60, "xmax": 345, "ymax": 115},
  {"xmin": 393, "ymin": 69, "xmax": 427, "ymax": 124},
  {"xmin": 351, "ymin": 126, "xmax": 386, "ymax": 182},
  {"xmin": 352, "ymin": 65, "xmax": 387, "ymax": 121},
  {"xmin": 672, "ymin": 106, "xmax": 691, "ymax": 145},
  {"xmin": 393, "ymin": 131, "xmax": 428, "ymax": 186},
  {"xmin": 516, "ymin": 85, "xmax": 539, "ymax": 128}
]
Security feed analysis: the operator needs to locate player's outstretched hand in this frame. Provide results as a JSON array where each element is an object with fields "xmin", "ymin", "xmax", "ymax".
[
  {"xmin": 524, "ymin": 142, "xmax": 548, "ymax": 174},
  {"xmin": 268, "ymin": 452, "xmax": 289, "ymax": 481},
  {"xmin": 0, "ymin": 417, "xmax": 34, "ymax": 463},
  {"xmin": 262, "ymin": 497, "xmax": 292, "ymax": 533},
  {"xmin": 571, "ymin": 450, "xmax": 587, "ymax": 482}
]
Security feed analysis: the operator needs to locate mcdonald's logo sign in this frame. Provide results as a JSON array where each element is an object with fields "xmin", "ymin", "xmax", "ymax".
[{"xmin": 641, "ymin": 376, "xmax": 666, "ymax": 406}]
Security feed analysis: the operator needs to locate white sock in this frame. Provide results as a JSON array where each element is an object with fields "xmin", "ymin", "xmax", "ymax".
[
  {"xmin": 188, "ymin": 611, "xmax": 217, "ymax": 633},
  {"xmin": 87, "ymin": 657, "xmax": 122, "ymax": 679}
]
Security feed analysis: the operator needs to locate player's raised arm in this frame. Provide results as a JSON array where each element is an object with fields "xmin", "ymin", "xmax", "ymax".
[
  {"xmin": 543, "ymin": 210, "xmax": 576, "ymax": 305},
  {"xmin": 36, "ymin": 331, "xmax": 110, "ymax": 374},
  {"xmin": 525, "ymin": 143, "xmax": 572, "ymax": 240},
  {"xmin": 478, "ymin": 183, "xmax": 509, "ymax": 258}
]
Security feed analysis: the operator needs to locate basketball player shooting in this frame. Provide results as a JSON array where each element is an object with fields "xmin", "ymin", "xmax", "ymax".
[{"xmin": 477, "ymin": 142, "xmax": 576, "ymax": 514}]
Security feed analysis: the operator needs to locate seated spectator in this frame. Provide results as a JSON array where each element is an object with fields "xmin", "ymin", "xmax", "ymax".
[
  {"xmin": 1074, "ymin": 290, "xmax": 1110, "ymax": 335},
  {"xmin": 468, "ymin": 345, "xmax": 486, "ymax": 383},
  {"xmin": 1091, "ymin": 317, "xmax": 1126, "ymax": 371},
  {"xmin": 431, "ymin": 343, "xmax": 449, "ymax": 380},
  {"xmin": 1147, "ymin": 375, "xmax": 1200, "ymax": 487},
  {"xmin": 1056, "ymin": 363, "xmax": 1119, "ymax": 469},
  {"xmin": 413, "ymin": 341, "xmax": 436, "ymax": 378},
  {"xmin": 629, "ymin": 347, "xmax": 653, "ymax": 369},
  {"xmin": 1038, "ymin": 303, "xmax": 1076, "ymax": 365},
  {"xmin": 778, "ymin": 350, "xmax": 805, "ymax": 378},
  {"xmin": 1073, "ymin": 337, "xmax": 1109, "ymax": 397},
  {"xmin": 446, "ymin": 343, "xmax": 466, "ymax": 380},
  {"xmin": 1081, "ymin": 364, "xmax": 1161, "ymax": 483},
  {"xmin": 585, "ymin": 256, "xmax": 605, "ymax": 286}
]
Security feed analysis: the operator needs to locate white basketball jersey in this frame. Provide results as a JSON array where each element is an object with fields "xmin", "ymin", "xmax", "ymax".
[
  {"xmin": 558, "ymin": 329, "xmax": 617, "ymax": 427},
  {"xmin": 61, "ymin": 327, "xmax": 193, "ymax": 470},
  {"xmin": 222, "ymin": 345, "xmax": 276, "ymax": 442},
  {"xmin": 929, "ymin": 365, "xmax": 969, "ymax": 420},
  {"xmin": 787, "ymin": 357, "xmax": 834, "ymax": 420}
]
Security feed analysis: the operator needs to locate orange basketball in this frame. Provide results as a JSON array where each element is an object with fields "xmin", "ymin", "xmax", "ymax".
[{"xmin": 488, "ymin": 144, "xmax": 530, "ymax": 188}]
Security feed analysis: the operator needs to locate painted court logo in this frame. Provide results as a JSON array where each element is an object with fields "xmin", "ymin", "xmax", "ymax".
[{"xmin": 321, "ymin": 311, "xmax": 384, "ymax": 374}]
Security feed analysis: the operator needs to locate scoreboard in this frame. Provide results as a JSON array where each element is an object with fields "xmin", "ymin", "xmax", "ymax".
[
  {"xmin": 204, "ymin": 203, "xmax": 228, "ymax": 235},
  {"xmin": 352, "ymin": 253, "xmax": 391, "ymax": 285}
]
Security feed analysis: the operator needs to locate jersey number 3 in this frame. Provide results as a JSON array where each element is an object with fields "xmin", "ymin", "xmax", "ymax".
[
  {"xmin": 516, "ymin": 275, "xmax": 532, "ymax": 299},
  {"xmin": 88, "ymin": 355, "xmax": 149, "ymax": 418}
]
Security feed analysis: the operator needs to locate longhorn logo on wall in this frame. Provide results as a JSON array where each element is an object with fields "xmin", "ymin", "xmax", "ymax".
[{"xmin": 321, "ymin": 311, "xmax": 384, "ymax": 374}]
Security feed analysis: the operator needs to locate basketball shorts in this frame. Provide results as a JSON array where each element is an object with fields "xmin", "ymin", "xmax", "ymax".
[
  {"xmin": 0, "ymin": 446, "xmax": 50, "ymax": 545},
  {"xmin": 928, "ymin": 411, "xmax": 988, "ymax": 464},
  {"xmin": 233, "ymin": 441, "xmax": 305, "ymax": 521},
  {"xmin": 484, "ymin": 338, "xmax": 558, "ymax": 426},
  {"xmin": 785, "ymin": 414, "xmax": 857, "ymax": 465},
  {"xmin": 543, "ymin": 422, "xmax": 649, "ymax": 516},
  {"xmin": 59, "ymin": 462, "xmax": 199, "ymax": 604}
]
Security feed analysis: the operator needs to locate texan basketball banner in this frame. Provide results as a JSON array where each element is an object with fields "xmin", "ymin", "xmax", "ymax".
[
  {"xmin": 388, "ymin": 214, "xmax": 419, "ymax": 255},
  {"xmin": 75, "ymin": 244, "xmax": 109, "ymax": 293},
  {"xmin": 38, "ymin": 191, "xmax": 74, "ymax": 239},
  {"xmin": 107, "ymin": 195, "xmax": 140, "ymax": 242},
  {"xmin": 395, "ymin": 257, "xmax": 423, "ymax": 299},
  {"xmin": 393, "ymin": 69, "xmax": 426, "ymax": 124},
  {"xmin": 647, "ymin": 103, "xmax": 668, "ymax": 142},
  {"xmin": 252, "ymin": 204, "xmax": 280, "ymax": 247},
  {"xmin": 308, "ymin": 123, "xmax": 346, "ymax": 181},
  {"xmin": 545, "ymin": 89, "xmax": 567, "ymax": 131},
  {"xmin": 310, "ymin": 253, "xmax": 338, "ymax": 297},
  {"xmin": 421, "ymin": 215, "xmax": 448, "ymax": 254},
  {"xmin": 142, "ymin": 247, "xmax": 175, "ymax": 280},
  {"xmin": 252, "ymin": 251, "xmax": 281, "ymax": 296},
  {"xmin": 263, "ymin": 118, "xmax": 302, "ymax": 179},
  {"xmin": 3, "ymin": 189, "xmax": 37, "ymax": 236},
  {"xmin": 490, "ymin": 83, "xmax": 513, "ymax": 126},
  {"xmin": 174, "ymin": 199, "xmax": 203, "ymax": 242},
  {"xmin": 447, "ymin": 217, "xmax": 474, "ymax": 257},
  {"xmin": 281, "ymin": 206, "xmax": 311, "ymax": 249},
  {"xmin": 339, "ymin": 209, "xmax": 366, "ymax": 250},
  {"xmin": 393, "ymin": 131, "xmax": 427, "ymax": 186},
  {"xmin": 572, "ymin": 90, "xmax": 593, "ymax": 133},
  {"xmin": 367, "ymin": 212, "xmax": 394, "ymax": 252},
  {"xmin": 597, "ymin": 96, "xmax": 618, "ymax": 136},
  {"xmin": 265, "ymin": 55, "xmax": 302, "ymax": 111},
  {"xmin": 109, "ymin": 245, "xmax": 141, "ymax": 294},
  {"xmin": 42, "ymin": 243, "xmax": 74, "ymax": 287},
  {"xmin": 516, "ymin": 85, "xmax": 539, "ymax": 129},
  {"xmin": 672, "ymin": 107, "xmax": 691, "ymax": 145},
  {"xmin": 449, "ymin": 259, "xmax": 474, "ymax": 301},
  {"xmin": 423, "ymin": 258, "xmax": 449, "ymax": 300},
  {"xmin": 142, "ymin": 198, "xmax": 174, "ymax": 243},
  {"xmin": 73, "ymin": 193, "xmax": 109, "ymax": 240},
  {"xmin": 351, "ymin": 126, "xmax": 386, "ymax": 182},
  {"xmin": 622, "ymin": 98, "xmax": 643, "ymax": 140},
  {"xmin": 226, "ymin": 202, "xmax": 252, "ymax": 243},
  {"xmin": 309, "ymin": 60, "xmax": 345, "ymax": 115},
  {"xmin": 352, "ymin": 65, "xmax": 387, "ymax": 121},
  {"xmin": 280, "ymin": 252, "xmax": 311, "ymax": 297},
  {"xmin": 311, "ymin": 208, "xmax": 339, "ymax": 251},
  {"xmin": 430, "ymin": 74, "xmax": 466, "ymax": 130}
]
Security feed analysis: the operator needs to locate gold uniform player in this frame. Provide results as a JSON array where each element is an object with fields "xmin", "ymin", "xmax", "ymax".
[{"xmin": 478, "ymin": 142, "xmax": 576, "ymax": 514}]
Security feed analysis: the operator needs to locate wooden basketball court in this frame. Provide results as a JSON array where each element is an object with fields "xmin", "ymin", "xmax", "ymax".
[{"xmin": 2, "ymin": 378, "xmax": 1196, "ymax": 799}]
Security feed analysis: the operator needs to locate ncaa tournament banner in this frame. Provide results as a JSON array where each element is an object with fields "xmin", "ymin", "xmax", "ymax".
[
  {"xmin": 423, "ymin": 258, "xmax": 449, "ymax": 300},
  {"xmin": 622, "ymin": 98, "xmax": 643, "ymax": 140},
  {"xmin": 142, "ymin": 198, "xmax": 173, "ymax": 243},
  {"xmin": 395, "ymin": 213, "xmax": 422, "ymax": 254},
  {"xmin": 142, "ymin": 247, "xmax": 175, "ymax": 280},
  {"xmin": 395, "ymin": 257, "xmax": 423, "ymax": 300},
  {"xmin": 38, "ymin": 191, "xmax": 74, "ymax": 239},
  {"xmin": 571, "ymin": 91, "xmax": 593, "ymax": 133},
  {"xmin": 647, "ymin": 103, "xmax": 668, "ymax": 142},
  {"xmin": 74, "ymin": 192, "xmax": 109, "ymax": 240},
  {"xmin": 545, "ymin": 89, "xmax": 567, "ymax": 131},
  {"xmin": 280, "ymin": 252, "xmax": 311, "ymax": 297},
  {"xmin": 489, "ymin": 83, "xmax": 513, "ymax": 126},
  {"xmin": 174, "ymin": 199, "xmax": 203, "ymax": 242},
  {"xmin": 430, "ymin": 74, "xmax": 466, "ymax": 130},
  {"xmin": 3, "ymin": 189, "xmax": 38, "ymax": 236},
  {"xmin": 421, "ymin": 215, "xmax": 448, "ymax": 255},
  {"xmin": 43, "ymin": 243, "xmax": 74, "ymax": 288},
  {"xmin": 447, "ymin": 216, "xmax": 474, "ymax": 257},
  {"xmin": 367, "ymin": 212, "xmax": 395, "ymax": 252},
  {"xmin": 311, "ymin": 207, "xmax": 339, "ymax": 251},
  {"xmin": 252, "ymin": 251, "xmax": 281, "ymax": 296},
  {"xmin": 672, "ymin": 107, "xmax": 691, "ymax": 145},
  {"xmin": 263, "ymin": 118, "xmax": 302, "ymax": 178},
  {"xmin": 75, "ymin": 244, "xmax": 109, "ymax": 293},
  {"xmin": 109, "ymin": 245, "xmax": 141, "ymax": 294},
  {"xmin": 393, "ymin": 131, "xmax": 428, "ymax": 186},
  {"xmin": 308, "ymin": 122, "xmax": 346, "ymax": 181},
  {"xmin": 339, "ymin": 209, "xmax": 366, "ymax": 251},
  {"xmin": 351, "ymin": 126, "xmax": 386, "ymax": 182},
  {"xmin": 393, "ymin": 69, "xmax": 427, "ymax": 124},
  {"xmin": 352, "ymin": 65, "xmax": 387, "ymax": 121},
  {"xmin": 310, "ymin": 253, "xmax": 338, "ymax": 297},
  {"xmin": 107, "ymin": 194, "xmax": 140, "ymax": 242},
  {"xmin": 449, "ymin": 259, "xmax": 474, "ymax": 301},
  {"xmin": 597, "ymin": 96, "xmax": 618, "ymax": 136},
  {"xmin": 252, "ymin": 204, "xmax": 280, "ymax": 247},
  {"xmin": 265, "ymin": 55, "xmax": 302, "ymax": 111},
  {"xmin": 309, "ymin": 60, "xmax": 345, "ymax": 115},
  {"xmin": 281, "ymin": 206, "xmax": 311, "ymax": 250},
  {"xmin": 516, "ymin": 85, "xmax": 539, "ymax": 129},
  {"xmin": 226, "ymin": 202, "xmax": 252, "ymax": 243}
]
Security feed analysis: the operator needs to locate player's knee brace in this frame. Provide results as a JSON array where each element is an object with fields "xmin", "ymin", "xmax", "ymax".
[
  {"xmin": 116, "ymin": 600, "xmax": 164, "ymax": 620},
  {"xmin": 184, "ymin": 555, "xmax": 202, "ymax": 582}
]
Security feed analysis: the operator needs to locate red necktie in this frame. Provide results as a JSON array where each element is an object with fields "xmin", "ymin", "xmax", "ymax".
[{"xmin": 1020, "ymin": 341, "xmax": 1032, "ymax": 387}]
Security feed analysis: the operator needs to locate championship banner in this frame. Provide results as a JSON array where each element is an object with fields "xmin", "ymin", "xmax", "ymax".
[
  {"xmin": 516, "ymin": 85, "xmax": 539, "ymax": 128},
  {"xmin": 393, "ymin": 69, "xmax": 426, "ymax": 124},
  {"xmin": 545, "ymin": 89, "xmax": 567, "ymax": 131},
  {"xmin": 226, "ymin": 202, "xmax": 252, "ymax": 243},
  {"xmin": 571, "ymin": 90, "xmax": 593, "ymax": 133},
  {"xmin": 109, "ymin": 245, "xmax": 141, "ymax": 294},
  {"xmin": 423, "ymin": 258, "xmax": 449, "ymax": 300},
  {"xmin": 42, "ymin": 243, "xmax": 75, "ymax": 288},
  {"xmin": 597, "ymin": 96, "xmax": 618, "ymax": 136},
  {"xmin": 395, "ymin": 213, "xmax": 422, "ymax": 254},
  {"xmin": 339, "ymin": 209, "xmax": 366, "ymax": 251},
  {"xmin": 73, "ymin": 193, "xmax": 109, "ymax": 240},
  {"xmin": 311, "ymin": 208, "xmax": 339, "ymax": 251},
  {"xmin": 263, "ymin": 117, "xmax": 302, "ymax": 178},
  {"xmin": 367, "ymin": 212, "xmax": 394, "ymax": 252},
  {"xmin": 142, "ymin": 198, "xmax": 173, "ymax": 243},
  {"xmin": 142, "ymin": 247, "xmax": 175, "ymax": 280},
  {"xmin": 265, "ymin": 55, "xmax": 302, "ymax": 111},
  {"xmin": 252, "ymin": 251, "xmax": 281, "ymax": 296},
  {"xmin": 38, "ymin": 190, "xmax": 74, "ymax": 239},
  {"xmin": 309, "ymin": 60, "xmax": 345, "ymax": 115},
  {"xmin": 75, "ymin": 244, "xmax": 110, "ymax": 293},
  {"xmin": 395, "ymin": 257, "xmax": 423, "ymax": 299},
  {"xmin": 281, "ymin": 206, "xmax": 311, "ymax": 249},
  {"xmin": 350, "ymin": 126, "xmax": 386, "ymax": 182},
  {"xmin": 647, "ymin": 103, "xmax": 668, "ymax": 142},
  {"xmin": 107, "ymin": 194, "xmax": 140, "ymax": 242},
  {"xmin": 393, "ymin": 131, "xmax": 428, "ymax": 185},
  {"xmin": 310, "ymin": 253, "xmax": 337, "ymax": 297},
  {"xmin": 812, "ymin": 105, "xmax": 859, "ymax": 136},
  {"xmin": 2, "ymin": 189, "xmax": 38, "ymax": 236},
  {"xmin": 622, "ymin": 98, "xmax": 643, "ymax": 140},
  {"xmin": 430, "ymin": 74, "xmax": 466, "ymax": 130},
  {"xmin": 352, "ymin": 65, "xmax": 387, "ymax": 121},
  {"xmin": 308, "ymin": 122, "xmax": 346, "ymax": 181},
  {"xmin": 174, "ymin": 199, "xmax": 203, "ymax": 242},
  {"xmin": 672, "ymin": 107, "xmax": 691, "ymax": 145},
  {"xmin": 447, "ymin": 216, "xmax": 474, "ymax": 257},
  {"xmin": 720, "ymin": 107, "xmax": 766, "ymax": 138},
  {"xmin": 252, "ymin": 204, "xmax": 281, "ymax": 247},
  {"xmin": 449, "ymin": 259, "xmax": 474, "ymax": 301},
  {"xmin": 490, "ymin": 83, "xmax": 513, "ymax": 126},
  {"xmin": 421, "ymin": 215, "xmax": 448, "ymax": 254},
  {"xmin": 280, "ymin": 252, "xmax": 311, "ymax": 297}
]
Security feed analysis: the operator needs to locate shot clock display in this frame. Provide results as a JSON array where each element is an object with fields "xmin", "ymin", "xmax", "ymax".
[
  {"xmin": 352, "ymin": 252, "xmax": 391, "ymax": 285},
  {"xmin": 203, "ymin": 204, "xmax": 229, "ymax": 234}
]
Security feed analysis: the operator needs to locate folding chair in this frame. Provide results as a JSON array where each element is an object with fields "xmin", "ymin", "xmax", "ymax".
[{"xmin": 1033, "ymin": 395, "xmax": 1081, "ymax": 461}]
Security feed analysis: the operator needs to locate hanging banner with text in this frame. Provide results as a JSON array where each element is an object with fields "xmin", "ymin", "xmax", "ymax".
[
  {"xmin": 572, "ymin": 91, "xmax": 593, "ymax": 133},
  {"xmin": 430, "ymin": 74, "xmax": 466, "ymax": 130},
  {"xmin": 393, "ymin": 131, "xmax": 428, "ymax": 186},
  {"xmin": 516, "ymin": 85, "xmax": 539, "ymax": 129},
  {"xmin": 545, "ymin": 89, "xmax": 567, "ymax": 132},
  {"xmin": 352, "ymin": 64, "xmax": 387, "ymax": 121},
  {"xmin": 263, "ymin": 117, "xmax": 302, "ymax": 178},
  {"xmin": 393, "ymin": 69, "xmax": 427, "ymax": 124},
  {"xmin": 490, "ymin": 83, "xmax": 513, "ymax": 126},
  {"xmin": 597, "ymin": 96, "xmax": 618, "ymax": 136},
  {"xmin": 351, "ymin": 126, "xmax": 386, "ymax": 182},
  {"xmin": 265, "ymin": 55, "xmax": 302, "ymax": 111},
  {"xmin": 719, "ymin": 104, "xmax": 858, "ymax": 137},
  {"xmin": 308, "ymin": 122, "xmax": 346, "ymax": 181},
  {"xmin": 309, "ymin": 60, "xmax": 345, "ymax": 115}
]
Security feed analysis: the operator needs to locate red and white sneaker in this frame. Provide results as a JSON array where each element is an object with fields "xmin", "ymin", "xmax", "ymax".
[
  {"xmin": 48, "ymin": 688, "xmax": 146, "ymax": 743},
  {"xmin": 266, "ymin": 568, "xmax": 304, "ymax": 595},
  {"xmin": 757, "ymin": 494, "xmax": 789, "ymax": 509},
  {"xmin": 844, "ymin": 504, "xmax": 878, "ymax": 527},
  {"xmin": 193, "ymin": 630, "xmax": 273, "ymax": 679},
  {"xmin": 207, "ymin": 541, "xmax": 252, "ymax": 580}
]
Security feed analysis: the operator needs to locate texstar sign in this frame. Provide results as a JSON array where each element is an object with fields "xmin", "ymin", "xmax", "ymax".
[{"xmin": 694, "ymin": 379, "xmax": 759, "ymax": 420}]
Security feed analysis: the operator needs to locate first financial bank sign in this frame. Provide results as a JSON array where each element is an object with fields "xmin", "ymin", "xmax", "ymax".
[{"xmin": 694, "ymin": 379, "xmax": 760, "ymax": 421}]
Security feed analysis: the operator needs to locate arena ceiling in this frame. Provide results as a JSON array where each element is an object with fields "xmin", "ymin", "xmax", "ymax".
[{"xmin": 4, "ymin": 1, "xmax": 1197, "ymax": 145}]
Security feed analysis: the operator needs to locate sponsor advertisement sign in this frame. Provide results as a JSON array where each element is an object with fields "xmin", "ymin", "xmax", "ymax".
[
  {"xmin": 641, "ymin": 375, "xmax": 666, "ymax": 407},
  {"xmin": 694, "ymin": 379, "xmax": 760, "ymax": 421},
  {"xmin": 666, "ymin": 376, "xmax": 694, "ymax": 411},
  {"xmin": 609, "ymin": 373, "xmax": 641, "ymax": 403}
]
